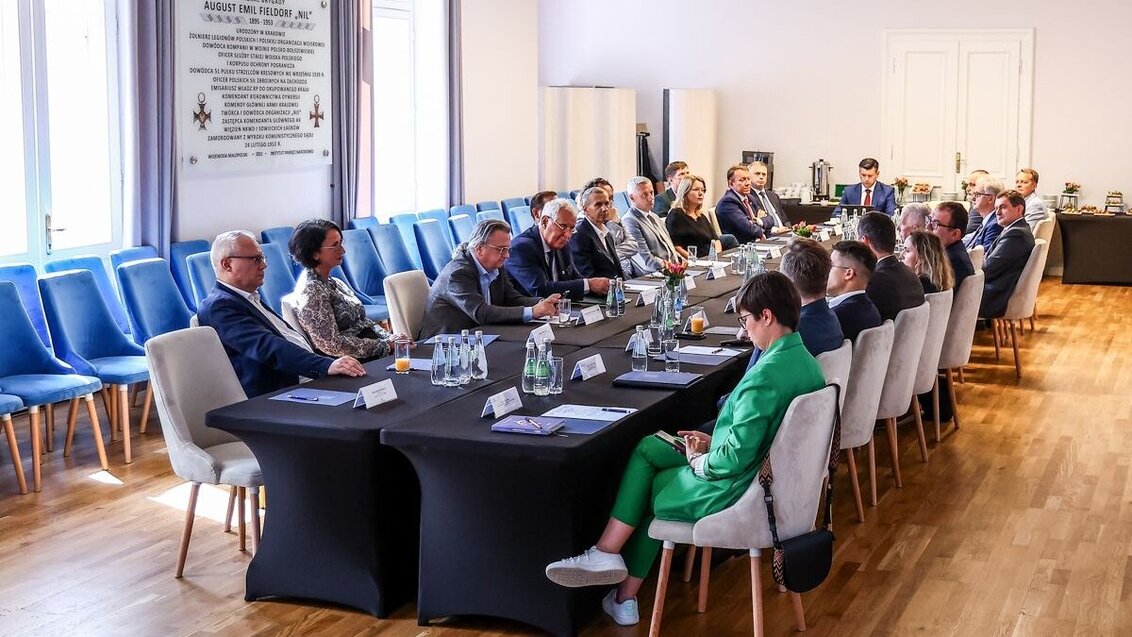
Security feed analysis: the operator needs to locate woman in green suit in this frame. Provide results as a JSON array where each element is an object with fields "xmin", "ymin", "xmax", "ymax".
[{"xmin": 545, "ymin": 271, "xmax": 827, "ymax": 626}]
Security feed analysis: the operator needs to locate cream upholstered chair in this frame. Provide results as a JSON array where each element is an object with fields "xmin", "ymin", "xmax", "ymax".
[
  {"xmin": 840, "ymin": 321, "xmax": 894, "ymax": 517},
  {"xmin": 909, "ymin": 290, "xmax": 954, "ymax": 458},
  {"xmin": 937, "ymin": 271, "xmax": 984, "ymax": 436},
  {"xmin": 647, "ymin": 386, "xmax": 839, "ymax": 637},
  {"xmin": 704, "ymin": 206, "xmax": 723, "ymax": 236},
  {"xmin": 144, "ymin": 326, "xmax": 263, "ymax": 577},
  {"xmin": 816, "ymin": 340, "xmax": 852, "ymax": 411},
  {"xmin": 967, "ymin": 245, "xmax": 984, "ymax": 271},
  {"xmin": 1028, "ymin": 218, "xmax": 1055, "ymax": 329},
  {"xmin": 875, "ymin": 303, "xmax": 929, "ymax": 492},
  {"xmin": 992, "ymin": 239, "xmax": 1049, "ymax": 378},
  {"xmin": 383, "ymin": 270, "xmax": 430, "ymax": 339}
]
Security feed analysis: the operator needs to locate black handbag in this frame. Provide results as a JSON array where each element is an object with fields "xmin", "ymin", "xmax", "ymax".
[{"xmin": 758, "ymin": 383, "xmax": 841, "ymax": 593}]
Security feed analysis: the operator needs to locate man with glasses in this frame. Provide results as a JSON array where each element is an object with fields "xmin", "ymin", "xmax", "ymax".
[
  {"xmin": 197, "ymin": 230, "xmax": 366, "ymax": 397},
  {"xmin": 826, "ymin": 240, "xmax": 883, "ymax": 343},
  {"xmin": 572, "ymin": 186, "xmax": 628, "ymax": 280},
  {"xmin": 506, "ymin": 197, "xmax": 611, "ymax": 301},
  {"xmin": 420, "ymin": 219, "xmax": 558, "ymax": 339},
  {"xmin": 965, "ymin": 176, "xmax": 1005, "ymax": 252},
  {"xmin": 929, "ymin": 201, "xmax": 975, "ymax": 288}
]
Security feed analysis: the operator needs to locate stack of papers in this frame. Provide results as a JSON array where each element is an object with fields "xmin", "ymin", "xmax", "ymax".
[
  {"xmin": 541, "ymin": 404, "xmax": 638, "ymax": 421},
  {"xmin": 667, "ymin": 346, "xmax": 743, "ymax": 366}
]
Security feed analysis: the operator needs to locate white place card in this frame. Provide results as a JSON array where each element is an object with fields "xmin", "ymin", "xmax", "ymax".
[
  {"xmin": 530, "ymin": 323, "xmax": 555, "ymax": 344},
  {"xmin": 571, "ymin": 354, "xmax": 607, "ymax": 380},
  {"xmin": 684, "ymin": 275, "xmax": 697, "ymax": 291},
  {"xmin": 819, "ymin": 230, "xmax": 831, "ymax": 242},
  {"xmin": 635, "ymin": 287, "xmax": 658, "ymax": 306},
  {"xmin": 724, "ymin": 296, "xmax": 737, "ymax": 313},
  {"xmin": 771, "ymin": 247, "xmax": 782, "ymax": 259},
  {"xmin": 481, "ymin": 386, "xmax": 523, "ymax": 418},
  {"xmin": 353, "ymin": 379, "xmax": 398, "ymax": 409},
  {"xmin": 580, "ymin": 305, "xmax": 605, "ymax": 325},
  {"xmin": 707, "ymin": 265, "xmax": 727, "ymax": 280}
]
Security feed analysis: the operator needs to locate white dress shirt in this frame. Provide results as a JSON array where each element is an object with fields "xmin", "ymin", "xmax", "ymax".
[{"xmin": 218, "ymin": 281, "xmax": 313, "ymax": 353}]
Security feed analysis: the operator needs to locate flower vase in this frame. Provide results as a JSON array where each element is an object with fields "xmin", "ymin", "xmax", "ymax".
[
  {"xmin": 897, "ymin": 188, "xmax": 907, "ymax": 205},
  {"xmin": 668, "ymin": 278, "xmax": 688, "ymax": 314},
  {"xmin": 1058, "ymin": 193, "xmax": 1078, "ymax": 212}
]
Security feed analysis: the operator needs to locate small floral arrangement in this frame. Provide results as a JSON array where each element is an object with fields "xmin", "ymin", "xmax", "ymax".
[
  {"xmin": 659, "ymin": 260, "xmax": 687, "ymax": 288},
  {"xmin": 1063, "ymin": 182, "xmax": 1081, "ymax": 194},
  {"xmin": 893, "ymin": 176, "xmax": 909, "ymax": 189},
  {"xmin": 791, "ymin": 222, "xmax": 819, "ymax": 238}
]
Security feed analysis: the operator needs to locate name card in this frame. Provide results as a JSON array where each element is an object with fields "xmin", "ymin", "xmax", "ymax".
[
  {"xmin": 635, "ymin": 287, "xmax": 658, "ymax": 307},
  {"xmin": 770, "ymin": 247, "xmax": 782, "ymax": 259},
  {"xmin": 819, "ymin": 230, "xmax": 831, "ymax": 242},
  {"xmin": 571, "ymin": 354, "xmax": 607, "ymax": 380},
  {"xmin": 353, "ymin": 379, "xmax": 398, "ymax": 409},
  {"xmin": 530, "ymin": 323, "xmax": 555, "ymax": 344},
  {"xmin": 707, "ymin": 265, "xmax": 727, "ymax": 280},
  {"xmin": 684, "ymin": 275, "xmax": 697, "ymax": 290},
  {"xmin": 580, "ymin": 305, "xmax": 605, "ymax": 325},
  {"xmin": 481, "ymin": 386, "xmax": 523, "ymax": 418},
  {"xmin": 724, "ymin": 296, "xmax": 737, "ymax": 313}
]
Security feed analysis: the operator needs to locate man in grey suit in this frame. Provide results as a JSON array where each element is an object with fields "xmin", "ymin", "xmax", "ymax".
[
  {"xmin": 621, "ymin": 176, "xmax": 681, "ymax": 273},
  {"xmin": 419, "ymin": 219, "xmax": 559, "ymax": 339}
]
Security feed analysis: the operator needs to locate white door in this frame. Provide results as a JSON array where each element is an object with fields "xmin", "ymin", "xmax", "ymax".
[{"xmin": 883, "ymin": 30, "xmax": 1034, "ymax": 193}]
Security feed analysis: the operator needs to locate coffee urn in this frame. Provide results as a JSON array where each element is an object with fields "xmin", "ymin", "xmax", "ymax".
[{"xmin": 810, "ymin": 159, "xmax": 833, "ymax": 201}]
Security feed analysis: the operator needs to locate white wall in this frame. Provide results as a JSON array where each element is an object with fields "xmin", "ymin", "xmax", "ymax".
[
  {"xmin": 460, "ymin": 0, "xmax": 539, "ymax": 203},
  {"xmin": 539, "ymin": 0, "xmax": 1132, "ymax": 206}
]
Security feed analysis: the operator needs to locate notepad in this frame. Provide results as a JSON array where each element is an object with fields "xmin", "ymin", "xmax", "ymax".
[
  {"xmin": 612, "ymin": 371, "xmax": 703, "ymax": 389},
  {"xmin": 268, "ymin": 388, "xmax": 358, "ymax": 406},
  {"xmin": 490, "ymin": 415, "xmax": 565, "ymax": 436}
]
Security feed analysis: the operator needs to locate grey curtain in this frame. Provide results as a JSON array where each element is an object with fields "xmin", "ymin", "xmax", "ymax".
[
  {"xmin": 447, "ymin": 0, "xmax": 463, "ymax": 207},
  {"xmin": 134, "ymin": 0, "xmax": 176, "ymax": 256},
  {"xmin": 331, "ymin": 1, "xmax": 366, "ymax": 228}
]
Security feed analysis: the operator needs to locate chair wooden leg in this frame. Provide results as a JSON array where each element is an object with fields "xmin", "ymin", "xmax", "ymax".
[
  {"xmin": 791, "ymin": 592, "xmax": 807, "ymax": 631},
  {"xmin": 83, "ymin": 394, "xmax": 109, "ymax": 471},
  {"xmin": 868, "ymin": 438, "xmax": 877, "ymax": 507},
  {"xmin": 949, "ymin": 369, "xmax": 962, "ymax": 430},
  {"xmin": 1029, "ymin": 315, "xmax": 1035, "ymax": 332},
  {"xmin": 1010, "ymin": 321, "xmax": 1022, "ymax": 378},
  {"xmin": 648, "ymin": 541, "xmax": 675, "ymax": 637},
  {"xmin": 750, "ymin": 550, "xmax": 764, "ymax": 637},
  {"xmin": 44, "ymin": 403, "xmax": 54, "ymax": 453},
  {"xmin": 139, "ymin": 384, "xmax": 153, "ymax": 434},
  {"xmin": 224, "ymin": 485, "xmax": 237, "ymax": 533},
  {"xmin": 931, "ymin": 377, "xmax": 941, "ymax": 442},
  {"xmin": 100, "ymin": 387, "xmax": 114, "ymax": 430},
  {"xmin": 128, "ymin": 384, "xmax": 138, "ymax": 408},
  {"xmin": 992, "ymin": 320, "xmax": 1001, "ymax": 360},
  {"xmin": 3, "ymin": 414, "xmax": 27, "ymax": 495},
  {"xmin": 886, "ymin": 418, "xmax": 903, "ymax": 488},
  {"xmin": 63, "ymin": 398, "xmax": 79, "ymax": 456},
  {"xmin": 698, "ymin": 546, "xmax": 713, "ymax": 613},
  {"xmin": 118, "ymin": 385, "xmax": 132, "ymax": 464},
  {"xmin": 29, "ymin": 407, "xmax": 42, "ymax": 493},
  {"xmin": 682, "ymin": 545, "xmax": 697, "ymax": 582},
  {"xmin": 249, "ymin": 487, "xmax": 262, "ymax": 551},
  {"xmin": 910, "ymin": 398, "xmax": 928, "ymax": 463},
  {"xmin": 846, "ymin": 448, "xmax": 865, "ymax": 522},
  {"xmin": 176, "ymin": 482, "xmax": 201, "ymax": 578},
  {"xmin": 237, "ymin": 486, "xmax": 247, "ymax": 552},
  {"xmin": 958, "ymin": 367, "xmax": 965, "ymax": 384}
]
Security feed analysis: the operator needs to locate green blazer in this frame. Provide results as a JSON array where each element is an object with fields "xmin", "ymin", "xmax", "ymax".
[{"xmin": 654, "ymin": 331, "xmax": 825, "ymax": 521}]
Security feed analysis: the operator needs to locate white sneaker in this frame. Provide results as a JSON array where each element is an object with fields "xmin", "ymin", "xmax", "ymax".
[
  {"xmin": 545, "ymin": 546, "xmax": 628, "ymax": 587},
  {"xmin": 602, "ymin": 589, "xmax": 639, "ymax": 626}
]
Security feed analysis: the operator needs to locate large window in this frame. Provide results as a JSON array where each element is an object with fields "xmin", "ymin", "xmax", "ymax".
[
  {"xmin": 0, "ymin": 0, "xmax": 122, "ymax": 268},
  {"xmin": 371, "ymin": 0, "xmax": 448, "ymax": 218}
]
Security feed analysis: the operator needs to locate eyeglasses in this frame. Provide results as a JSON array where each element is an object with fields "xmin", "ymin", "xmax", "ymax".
[
  {"xmin": 927, "ymin": 217, "xmax": 959, "ymax": 230},
  {"xmin": 318, "ymin": 244, "xmax": 344, "ymax": 251},
  {"xmin": 483, "ymin": 242, "xmax": 511, "ymax": 256},
  {"xmin": 830, "ymin": 264, "xmax": 852, "ymax": 271},
  {"xmin": 226, "ymin": 254, "xmax": 266, "ymax": 265},
  {"xmin": 736, "ymin": 312, "xmax": 752, "ymax": 327},
  {"xmin": 550, "ymin": 219, "xmax": 576, "ymax": 235},
  {"xmin": 971, "ymin": 192, "xmax": 992, "ymax": 198}
]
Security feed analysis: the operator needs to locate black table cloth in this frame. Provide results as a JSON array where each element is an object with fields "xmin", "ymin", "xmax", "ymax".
[{"xmin": 1056, "ymin": 214, "xmax": 1132, "ymax": 285}]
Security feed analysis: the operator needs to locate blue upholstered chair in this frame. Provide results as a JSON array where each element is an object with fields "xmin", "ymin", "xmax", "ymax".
[
  {"xmin": 0, "ymin": 263, "xmax": 52, "ymax": 349},
  {"xmin": 0, "ymin": 281, "xmax": 106, "ymax": 492},
  {"xmin": 260, "ymin": 226, "xmax": 300, "ymax": 276},
  {"xmin": 568, "ymin": 189, "xmax": 582, "ymax": 201},
  {"xmin": 420, "ymin": 208, "xmax": 447, "ymax": 221},
  {"xmin": 448, "ymin": 214, "xmax": 476, "ymax": 246},
  {"xmin": 186, "ymin": 253, "xmax": 217, "ymax": 307},
  {"xmin": 169, "ymin": 240, "xmax": 211, "ymax": 311},
  {"xmin": 348, "ymin": 216, "xmax": 380, "ymax": 231},
  {"xmin": 390, "ymin": 213, "xmax": 423, "ymax": 269},
  {"xmin": 555, "ymin": 191, "xmax": 571, "ymax": 199},
  {"xmin": 109, "ymin": 246, "xmax": 159, "ymax": 278},
  {"xmin": 613, "ymin": 191, "xmax": 631, "ymax": 214},
  {"xmin": 259, "ymin": 243, "xmax": 296, "ymax": 314},
  {"xmin": 44, "ymin": 255, "xmax": 132, "ymax": 337},
  {"xmin": 39, "ymin": 270, "xmax": 151, "ymax": 464},
  {"xmin": 1, "ymin": 393, "xmax": 28, "ymax": 494},
  {"xmin": 476, "ymin": 200, "xmax": 501, "ymax": 212},
  {"xmin": 501, "ymin": 197, "xmax": 527, "ymax": 217},
  {"xmin": 507, "ymin": 206, "xmax": 534, "ymax": 235},
  {"xmin": 340, "ymin": 229, "xmax": 391, "ymax": 312},
  {"xmin": 117, "ymin": 258, "xmax": 194, "ymax": 345},
  {"xmin": 418, "ymin": 208, "xmax": 453, "ymax": 247},
  {"xmin": 323, "ymin": 263, "xmax": 389, "ymax": 323},
  {"xmin": 368, "ymin": 225, "xmax": 417, "ymax": 277},
  {"xmin": 414, "ymin": 220, "xmax": 453, "ymax": 281},
  {"xmin": 449, "ymin": 204, "xmax": 476, "ymax": 218},
  {"xmin": 476, "ymin": 210, "xmax": 505, "ymax": 225},
  {"xmin": 524, "ymin": 196, "xmax": 532, "ymax": 205}
]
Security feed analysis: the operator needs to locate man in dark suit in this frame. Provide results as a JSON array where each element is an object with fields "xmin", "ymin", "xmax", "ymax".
[
  {"xmin": 826, "ymin": 240, "xmax": 883, "ymax": 343},
  {"xmin": 505, "ymin": 197, "xmax": 611, "ymax": 301},
  {"xmin": 572, "ymin": 187, "xmax": 628, "ymax": 280},
  {"xmin": 651, "ymin": 161, "xmax": 688, "ymax": 217},
  {"xmin": 857, "ymin": 211, "xmax": 925, "ymax": 320},
  {"xmin": 836, "ymin": 157, "xmax": 897, "ymax": 217},
  {"xmin": 964, "ymin": 176, "xmax": 1004, "ymax": 252},
  {"xmin": 196, "ymin": 230, "xmax": 365, "ymax": 397},
  {"xmin": 749, "ymin": 161, "xmax": 790, "ymax": 233},
  {"xmin": 420, "ymin": 220, "xmax": 559, "ymax": 339},
  {"xmin": 774, "ymin": 238, "xmax": 844, "ymax": 357},
  {"xmin": 930, "ymin": 201, "xmax": 975, "ymax": 288},
  {"xmin": 980, "ymin": 190, "xmax": 1036, "ymax": 318},
  {"xmin": 715, "ymin": 164, "xmax": 767, "ymax": 243}
]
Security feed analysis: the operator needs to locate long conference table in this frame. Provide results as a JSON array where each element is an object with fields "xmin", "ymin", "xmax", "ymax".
[{"xmin": 205, "ymin": 236, "xmax": 819, "ymax": 636}]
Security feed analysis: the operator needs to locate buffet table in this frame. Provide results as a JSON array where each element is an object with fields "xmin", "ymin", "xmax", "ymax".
[{"xmin": 1056, "ymin": 213, "xmax": 1132, "ymax": 285}]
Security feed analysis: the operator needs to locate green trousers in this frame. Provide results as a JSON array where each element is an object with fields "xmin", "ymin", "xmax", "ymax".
[{"xmin": 610, "ymin": 435, "xmax": 694, "ymax": 579}]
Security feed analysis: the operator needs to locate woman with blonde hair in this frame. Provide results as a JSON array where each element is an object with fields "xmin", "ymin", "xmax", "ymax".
[
  {"xmin": 664, "ymin": 175, "xmax": 721, "ymax": 259},
  {"xmin": 901, "ymin": 229, "xmax": 954, "ymax": 293}
]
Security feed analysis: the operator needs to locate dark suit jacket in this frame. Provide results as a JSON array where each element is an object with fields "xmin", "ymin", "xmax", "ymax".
[
  {"xmin": 946, "ymin": 239, "xmax": 975, "ymax": 289},
  {"xmin": 980, "ymin": 218, "xmax": 1035, "ymax": 318},
  {"xmin": 832, "ymin": 292, "xmax": 883, "ymax": 344},
  {"xmin": 504, "ymin": 225, "xmax": 587, "ymax": 301},
  {"xmin": 715, "ymin": 189, "xmax": 766, "ymax": 243},
  {"xmin": 419, "ymin": 248, "xmax": 540, "ymax": 339},
  {"xmin": 652, "ymin": 188, "xmax": 676, "ymax": 217},
  {"xmin": 965, "ymin": 210, "xmax": 984, "ymax": 235},
  {"xmin": 965, "ymin": 214, "xmax": 1003, "ymax": 253},
  {"xmin": 837, "ymin": 182, "xmax": 898, "ymax": 216},
  {"xmin": 750, "ymin": 189, "xmax": 789, "ymax": 228},
  {"xmin": 866, "ymin": 255, "xmax": 926, "ymax": 321},
  {"xmin": 746, "ymin": 298, "xmax": 844, "ymax": 370},
  {"xmin": 571, "ymin": 219, "xmax": 626, "ymax": 280},
  {"xmin": 196, "ymin": 283, "xmax": 332, "ymax": 398}
]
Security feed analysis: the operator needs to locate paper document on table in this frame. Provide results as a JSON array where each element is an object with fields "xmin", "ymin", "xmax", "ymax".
[
  {"xmin": 540, "ymin": 404, "xmax": 638, "ymax": 422},
  {"xmin": 676, "ymin": 346, "xmax": 741, "ymax": 358},
  {"xmin": 704, "ymin": 326, "xmax": 737, "ymax": 335},
  {"xmin": 269, "ymin": 388, "xmax": 358, "ymax": 406}
]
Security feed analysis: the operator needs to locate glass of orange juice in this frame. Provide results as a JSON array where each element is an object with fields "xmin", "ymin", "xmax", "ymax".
[
  {"xmin": 393, "ymin": 338, "xmax": 412, "ymax": 374},
  {"xmin": 689, "ymin": 306, "xmax": 705, "ymax": 334}
]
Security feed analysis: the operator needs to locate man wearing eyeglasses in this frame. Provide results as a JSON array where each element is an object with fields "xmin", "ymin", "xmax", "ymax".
[
  {"xmin": 197, "ymin": 230, "xmax": 366, "ymax": 398},
  {"xmin": 929, "ymin": 201, "xmax": 975, "ymax": 288},
  {"xmin": 420, "ymin": 220, "xmax": 559, "ymax": 339},
  {"xmin": 506, "ymin": 197, "xmax": 611, "ymax": 301},
  {"xmin": 964, "ymin": 176, "xmax": 1005, "ymax": 252}
]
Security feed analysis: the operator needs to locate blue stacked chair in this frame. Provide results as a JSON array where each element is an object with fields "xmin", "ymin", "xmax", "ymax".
[
  {"xmin": 569, "ymin": 189, "xmax": 582, "ymax": 201},
  {"xmin": 555, "ymin": 191, "xmax": 571, "ymax": 199},
  {"xmin": 501, "ymin": 197, "xmax": 527, "ymax": 217},
  {"xmin": 0, "ymin": 263, "xmax": 53, "ymax": 349},
  {"xmin": 476, "ymin": 210, "xmax": 505, "ymax": 225},
  {"xmin": 476, "ymin": 200, "xmax": 501, "ymax": 212},
  {"xmin": 348, "ymin": 217, "xmax": 380, "ymax": 231},
  {"xmin": 389, "ymin": 213, "xmax": 423, "ymax": 269},
  {"xmin": 420, "ymin": 208, "xmax": 447, "ymax": 221},
  {"xmin": 259, "ymin": 243, "xmax": 296, "ymax": 314},
  {"xmin": 261, "ymin": 226, "xmax": 300, "ymax": 276},
  {"xmin": 0, "ymin": 281, "xmax": 107, "ymax": 492},
  {"xmin": 39, "ymin": 270, "xmax": 151, "ymax": 464},
  {"xmin": 368, "ymin": 225, "xmax": 417, "ymax": 277},
  {"xmin": 117, "ymin": 258, "xmax": 194, "ymax": 345},
  {"xmin": 507, "ymin": 206, "xmax": 534, "ymax": 235},
  {"xmin": 1, "ymin": 393, "xmax": 28, "ymax": 494},
  {"xmin": 449, "ymin": 214, "xmax": 476, "ymax": 245},
  {"xmin": 418, "ymin": 208, "xmax": 453, "ymax": 248},
  {"xmin": 186, "ymin": 252, "xmax": 217, "ymax": 307},
  {"xmin": 169, "ymin": 240, "xmax": 211, "ymax": 311},
  {"xmin": 613, "ymin": 191, "xmax": 631, "ymax": 214},
  {"xmin": 340, "ymin": 229, "xmax": 391, "ymax": 314},
  {"xmin": 44, "ymin": 255, "xmax": 133, "ymax": 338},
  {"xmin": 414, "ymin": 220, "xmax": 454, "ymax": 281},
  {"xmin": 524, "ymin": 196, "xmax": 532, "ymax": 205},
  {"xmin": 449, "ymin": 204, "xmax": 476, "ymax": 218},
  {"xmin": 110, "ymin": 246, "xmax": 159, "ymax": 276}
]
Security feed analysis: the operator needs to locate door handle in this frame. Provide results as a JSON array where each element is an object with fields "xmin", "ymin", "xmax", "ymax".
[{"xmin": 955, "ymin": 152, "xmax": 962, "ymax": 174}]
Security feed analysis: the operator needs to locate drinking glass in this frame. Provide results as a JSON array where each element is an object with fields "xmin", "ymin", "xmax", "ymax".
[
  {"xmin": 663, "ymin": 339, "xmax": 680, "ymax": 373},
  {"xmin": 556, "ymin": 297, "xmax": 572, "ymax": 326},
  {"xmin": 549, "ymin": 357, "xmax": 564, "ymax": 394},
  {"xmin": 687, "ymin": 246, "xmax": 698, "ymax": 262},
  {"xmin": 393, "ymin": 338, "xmax": 412, "ymax": 374},
  {"xmin": 647, "ymin": 325, "xmax": 663, "ymax": 358},
  {"xmin": 688, "ymin": 306, "xmax": 705, "ymax": 334}
]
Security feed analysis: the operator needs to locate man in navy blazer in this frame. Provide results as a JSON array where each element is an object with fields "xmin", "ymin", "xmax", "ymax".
[
  {"xmin": 571, "ymin": 187, "xmax": 628, "ymax": 280},
  {"xmin": 749, "ymin": 161, "xmax": 791, "ymax": 232},
  {"xmin": 505, "ymin": 198, "xmax": 611, "ymax": 301},
  {"xmin": 196, "ymin": 231, "xmax": 366, "ymax": 397},
  {"xmin": 715, "ymin": 164, "xmax": 767, "ymax": 243},
  {"xmin": 826, "ymin": 240, "xmax": 884, "ymax": 343},
  {"xmin": 980, "ymin": 190, "xmax": 1036, "ymax": 318},
  {"xmin": 836, "ymin": 157, "xmax": 897, "ymax": 217},
  {"xmin": 857, "ymin": 212, "xmax": 924, "ymax": 321},
  {"xmin": 964, "ymin": 176, "xmax": 1004, "ymax": 253},
  {"xmin": 929, "ymin": 201, "xmax": 975, "ymax": 289}
]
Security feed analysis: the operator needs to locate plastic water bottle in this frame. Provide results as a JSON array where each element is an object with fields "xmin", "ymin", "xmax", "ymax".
[
  {"xmin": 458, "ymin": 329, "xmax": 473, "ymax": 384},
  {"xmin": 533, "ymin": 342, "xmax": 550, "ymax": 396},
  {"xmin": 521, "ymin": 337, "xmax": 537, "ymax": 393},
  {"xmin": 471, "ymin": 330, "xmax": 488, "ymax": 380},
  {"xmin": 431, "ymin": 340, "xmax": 447, "ymax": 386},
  {"xmin": 707, "ymin": 242, "xmax": 718, "ymax": 262},
  {"xmin": 444, "ymin": 336, "xmax": 461, "ymax": 387},
  {"xmin": 614, "ymin": 277, "xmax": 625, "ymax": 316},
  {"xmin": 605, "ymin": 280, "xmax": 615, "ymax": 315},
  {"xmin": 632, "ymin": 325, "xmax": 649, "ymax": 371}
]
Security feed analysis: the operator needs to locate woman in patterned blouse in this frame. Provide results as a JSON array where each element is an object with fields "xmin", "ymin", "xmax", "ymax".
[{"xmin": 288, "ymin": 219, "xmax": 397, "ymax": 361}]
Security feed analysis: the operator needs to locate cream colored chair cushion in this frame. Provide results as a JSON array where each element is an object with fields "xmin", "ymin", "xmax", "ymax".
[{"xmin": 383, "ymin": 270, "xmax": 431, "ymax": 339}]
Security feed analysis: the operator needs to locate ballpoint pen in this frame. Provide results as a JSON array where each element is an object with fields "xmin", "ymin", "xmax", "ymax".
[
  {"xmin": 287, "ymin": 394, "xmax": 319, "ymax": 401},
  {"xmin": 710, "ymin": 348, "xmax": 725, "ymax": 354},
  {"xmin": 600, "ymin": 407, "xmax": 633, "ymax": 413}
]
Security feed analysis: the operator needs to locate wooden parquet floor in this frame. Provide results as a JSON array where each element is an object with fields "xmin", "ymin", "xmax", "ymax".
[{"xmin": 1, "ymin": 278, "xmax": 1131, "ymax": 637}]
